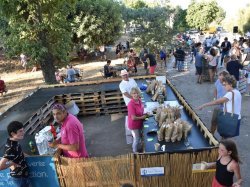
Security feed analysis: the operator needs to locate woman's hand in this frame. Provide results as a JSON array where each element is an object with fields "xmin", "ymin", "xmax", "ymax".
[
  {"xmin": 197, "ymin": 104, "xmax": 205, "ymax": 110},
  {"xmin": 142, "ymin": 114, "xmax": 148, "ymax": 120}
]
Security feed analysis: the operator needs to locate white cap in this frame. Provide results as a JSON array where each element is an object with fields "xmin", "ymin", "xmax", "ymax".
[{"xmin": 120, "ymin": 69, "xmax": 128, "ymax": 76}]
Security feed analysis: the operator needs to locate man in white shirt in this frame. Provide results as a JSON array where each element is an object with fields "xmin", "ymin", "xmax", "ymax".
[{"xmin": 119, "ymin": 69, "xmax": 138, "ymax": 105}]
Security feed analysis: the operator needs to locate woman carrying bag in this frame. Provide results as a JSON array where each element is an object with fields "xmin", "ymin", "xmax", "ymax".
[{"xmin": 197, "ymin": 75, "xmax": 242, "ymax": 138}]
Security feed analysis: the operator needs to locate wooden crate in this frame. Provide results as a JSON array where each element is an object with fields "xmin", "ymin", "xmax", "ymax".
[
  {"xmin": 24, "ymin": 97, "xmax": 55, "ymax": 135},
  {"xmin": 101, "ymin": 90, "xmax": 124, "ymax": 105}
]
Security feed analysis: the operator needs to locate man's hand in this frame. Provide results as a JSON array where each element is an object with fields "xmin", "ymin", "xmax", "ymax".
[{"xmin": 48, "ymin": 141, "xmax": 58, "ymax": 149}]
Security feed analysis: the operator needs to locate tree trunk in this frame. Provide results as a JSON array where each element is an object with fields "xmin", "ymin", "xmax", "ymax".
[
  {"xmin": 39, "ymin": 52, "xmax": 57, "ymax": 84},
  {"xmin": 36, "ymin": 3, "xmax": 57, "ymax": 84}
]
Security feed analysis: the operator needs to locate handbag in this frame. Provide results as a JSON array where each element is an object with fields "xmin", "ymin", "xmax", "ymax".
[
  {"xmin": 217, "ymin": 91, "xmax": 239, "ymax": 137},
  {"xmin": 242, "ymin": 52, "xmax": 250, "ymax": 66}
]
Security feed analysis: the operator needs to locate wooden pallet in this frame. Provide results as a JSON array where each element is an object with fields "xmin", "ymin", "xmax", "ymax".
[
  {"xmin": 24, "ymin": 97, "xmax": 55, "ymax": 135},
  {"xmin": 101, "ymin": 90, "xmax": 123, "ymax": 104}
]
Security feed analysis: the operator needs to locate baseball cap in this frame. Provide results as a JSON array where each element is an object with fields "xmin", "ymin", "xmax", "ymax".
[{"xmin": 120, "ymin": 69, "xmax": 128, "ymax": 76}]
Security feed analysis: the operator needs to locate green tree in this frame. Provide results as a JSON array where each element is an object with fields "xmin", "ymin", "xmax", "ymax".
[
  {"xmin": 73, "ymin": 0, "xmax": 123, "ymax": 48},
  {"xmin": 0, "ymin": 0, "xmax": 76, "ymax": 84},
  {"xmin": 238, "ymin": 4, "xmax": 250, "ymax": 33},
  {"xmin": 121, "ymin": 5, "xmax": 174, "ymax": 51},
  {"xmin": 186, "ymin": 0, "xmax": 225, "ymax": 30},
  {"xmin": 172, "ymin": 7, "xmax": 189, "ymax": 32}
]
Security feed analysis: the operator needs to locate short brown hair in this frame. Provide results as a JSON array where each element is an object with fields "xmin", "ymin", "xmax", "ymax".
[
  {"xmin": 218, "ymin": 70, "xmax": 229, "ymax": 77},
  {"xmin": 223, "ymin": 75, "xmax": 237, "ymax": 88}
]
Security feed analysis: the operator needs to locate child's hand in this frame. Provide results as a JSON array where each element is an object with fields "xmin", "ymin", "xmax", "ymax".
[
  {"xmin": 201, "ymin": 161, "xmax": 208, "ymax": 170},
  {"xmin": 232, "ymin": 183, "xmax": 240, "ymax": 187}
]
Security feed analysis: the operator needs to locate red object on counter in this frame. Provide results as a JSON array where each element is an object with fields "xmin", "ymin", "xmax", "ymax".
[{"xmin": 50, "ymin": 124, "xmax": 57, "ymax": 139}]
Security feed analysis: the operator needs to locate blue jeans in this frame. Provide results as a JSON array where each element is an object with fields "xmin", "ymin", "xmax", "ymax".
[
  {"xmin": 177, "ymin": 60, "xmax": 184, "ymax": 71},
  {"xmin": 12, "ymin": 177, "xmax": 31, "ymax": 187},
  {"xmin": 220, "ymin": 51, "xmax": 229, "ymax": 66}
]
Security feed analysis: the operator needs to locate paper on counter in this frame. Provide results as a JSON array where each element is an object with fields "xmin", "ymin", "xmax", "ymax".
[
  {"xmin": 156, "ymin": 76, "xmax": 166, "ymax": 84},
  {"xmin": 164, "ymin": 101, "xmax": 182, "ymax": 108}
]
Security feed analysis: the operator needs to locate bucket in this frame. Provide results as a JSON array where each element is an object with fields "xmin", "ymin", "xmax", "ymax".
[{"xmin": 65, "ymin": 100, "xmax": 80, "ymax": 116}]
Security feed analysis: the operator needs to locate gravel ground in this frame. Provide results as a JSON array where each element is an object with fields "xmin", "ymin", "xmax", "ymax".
[{"xmin": 164, "ymin": 55, "xmax": 250, "ymax": 186}]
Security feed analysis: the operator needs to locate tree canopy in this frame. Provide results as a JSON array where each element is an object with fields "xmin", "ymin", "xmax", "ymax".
[
  {"xmin": 0, "ymin": 0, "xmax": 76, "ymax": 84},
  {"xmin": 186, "ymin": 0, "xmax": 225, "ymax": 30},
  {"xmin": 73, "ymin": 0, "xmax": 123, "ymax": 48},
  {"xmin": 172, "ymin": 6, "xmax": 189, "ymax": 32},
  {"xmin": 238, "ymin": 4, "xmax": 250, "ymax": 33},
  {"xmin": 121, "ymin": 4, "xmax": 174, "ymax": 51}
]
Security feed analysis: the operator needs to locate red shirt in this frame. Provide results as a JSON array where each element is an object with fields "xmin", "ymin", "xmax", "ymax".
[
  {"xmin": 127, "ymin": 99, "xmax": 144, "ymax": 130},
  {"xmin": 61, "ymin": 114, "xmax": 88, "ymax": 158},
  {"xmin": 0, "ymin": 80, "xmax": 6, "ymax": 92}
]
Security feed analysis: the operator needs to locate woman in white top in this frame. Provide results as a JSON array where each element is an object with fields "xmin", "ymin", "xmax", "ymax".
[
  {"xmin": 205, "ymin": 48, "xmax": 218, "ymax": 83},
  {"xmin": 197, "ymin": 75, "xmax": 242, "ymax": 136}
]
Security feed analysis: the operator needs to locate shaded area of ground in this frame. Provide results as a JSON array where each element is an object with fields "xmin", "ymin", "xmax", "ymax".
[{"xmin": 83, "ymin": 114, "xmax": 132, "ymax": 157}]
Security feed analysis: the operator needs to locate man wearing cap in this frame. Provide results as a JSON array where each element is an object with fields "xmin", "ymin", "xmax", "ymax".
[
  {"xmin": 119, "ymin": 70, "xmax": 138, "ymax": 106},
  {"xmin": 48, "ymin": 103, "xmax": 88, "ymax": 158}
]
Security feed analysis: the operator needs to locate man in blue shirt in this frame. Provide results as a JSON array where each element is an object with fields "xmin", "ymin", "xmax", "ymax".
[{"xmin": 210, "ymin": 71, "xmax": 229, "ymax": 135}]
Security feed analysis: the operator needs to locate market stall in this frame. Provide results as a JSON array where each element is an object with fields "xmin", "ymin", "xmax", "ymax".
[{"xmin": 0, "ymin": 75, "xmax": 218, "ymax": 187}]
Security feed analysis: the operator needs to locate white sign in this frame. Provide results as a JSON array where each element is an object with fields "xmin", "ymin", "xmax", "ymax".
[
  {"xmin": 156, "ymin": 76, "xmax": 166, "ymax": 84},
  {"xmin": 140, "ymin": 167, "xmax": 164, "ymax": 177}
]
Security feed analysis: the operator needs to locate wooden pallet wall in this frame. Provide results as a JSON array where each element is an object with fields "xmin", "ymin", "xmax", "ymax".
[{"xmin": 54, "ymin": 89, "xmax": 127, "ymax": 116}]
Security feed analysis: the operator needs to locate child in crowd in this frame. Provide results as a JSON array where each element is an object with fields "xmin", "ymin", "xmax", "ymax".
[
  {"xmin": 0, "ymin": 77, "xmax": 7, "ymax": 96},
  {"xmin": 203, "ymin": 139, "xmax": 242, "ymax": 187},
  {"xmin": 0, "ymin": 121, "xmax": 30, "ymax": 186}
]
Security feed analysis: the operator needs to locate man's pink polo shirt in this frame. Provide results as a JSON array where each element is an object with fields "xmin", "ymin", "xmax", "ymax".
[
  {"xmin": 61, "ymin": 114, "xmax": 88, "ymax": 158},
  {"xmin": 127, "ymin": 99, "xmax": 144, "ymax": 130}
]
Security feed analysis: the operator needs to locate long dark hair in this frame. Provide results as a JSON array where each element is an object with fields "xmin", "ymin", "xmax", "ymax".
[{"xmin": 220, "ymin": 139, "xmax": 241, "ymax": 163}]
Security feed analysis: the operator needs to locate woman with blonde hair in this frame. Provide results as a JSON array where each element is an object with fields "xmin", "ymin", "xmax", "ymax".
[{"xmin": 127, "ymin": 87, "xmax": 147, "ymax": 153}]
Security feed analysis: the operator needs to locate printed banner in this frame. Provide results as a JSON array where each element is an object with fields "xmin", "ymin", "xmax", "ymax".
[{"xmin": 0, "ymin": 156, "xmax": 60, "ymax": 187}]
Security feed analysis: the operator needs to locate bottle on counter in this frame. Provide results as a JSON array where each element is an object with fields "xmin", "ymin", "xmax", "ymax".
[{"xmin": 29, "ymin": 141, "xmax": 36, "ymax": 154}]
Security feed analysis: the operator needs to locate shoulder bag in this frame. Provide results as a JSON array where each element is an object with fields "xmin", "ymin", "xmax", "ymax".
[
  {"xmin": 217, "ymin": 91, "xmax": 240, "ymax": 137},
  {"xmin": 242, "ymin": 52, "xmax": 250, "ymax": 66}
]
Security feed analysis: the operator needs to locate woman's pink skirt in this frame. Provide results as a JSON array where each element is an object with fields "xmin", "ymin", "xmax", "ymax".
[{"xmin": 149, "ymin": 65, "xmax": 156, "ymax": 74}]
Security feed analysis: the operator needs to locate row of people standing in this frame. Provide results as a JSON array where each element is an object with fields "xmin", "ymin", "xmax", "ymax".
[{"xmin": 194, "ymin": 37, "xmax": 250, "ymax": 84}]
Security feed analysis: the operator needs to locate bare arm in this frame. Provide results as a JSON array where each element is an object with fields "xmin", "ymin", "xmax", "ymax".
[
  {"xmin": 57, "ymin": 143, "xmax": 79, "ymax": 151},
  {"xmin": 214, "ymin": 88, "xmax": 217, "ymax": 100},
  {"xmin": 0, "ymin": 158, "xmax": 19, "ymax": 170},
  {"xmin": 232, "ymin": 163, "xmax": 243, "ymax": 186},
  {"xmin": 123, "ymin": 92, "xmax": 132, "ymax": 99},
  {"xmin": 131, "ymin": 114, "xmax": 147, "ymax": 121},
  {"xmin": 197, "ymin": 97, "xmax": 228, "ymax": 110},
  {"xmin": 48, "ymin": 142, "xmax": 79, "ymax": 151}
]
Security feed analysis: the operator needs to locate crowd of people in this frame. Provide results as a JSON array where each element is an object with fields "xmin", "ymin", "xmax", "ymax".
[{"xmin": 1, "ymin": 29, "xmax": 250, "ymax": 186}]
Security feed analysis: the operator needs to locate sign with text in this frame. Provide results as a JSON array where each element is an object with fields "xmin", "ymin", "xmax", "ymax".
[
  {"xmin": 140, "ymin": 167, "xmax": 164, "ymax": 177},
  {"xmin": 0, "ymin": 156, "xmax": 60, "ymax": 187}
]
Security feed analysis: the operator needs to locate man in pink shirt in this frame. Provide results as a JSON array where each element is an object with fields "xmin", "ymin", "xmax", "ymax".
[{"xmin": 48, "ymin": 103, "xmax": 88, "ymax": 158}]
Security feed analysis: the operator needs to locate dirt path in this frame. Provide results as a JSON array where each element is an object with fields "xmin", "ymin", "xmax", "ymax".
[{"xmin": 0, "ymin": 56, "xmax": 158, "ymax": 114}]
